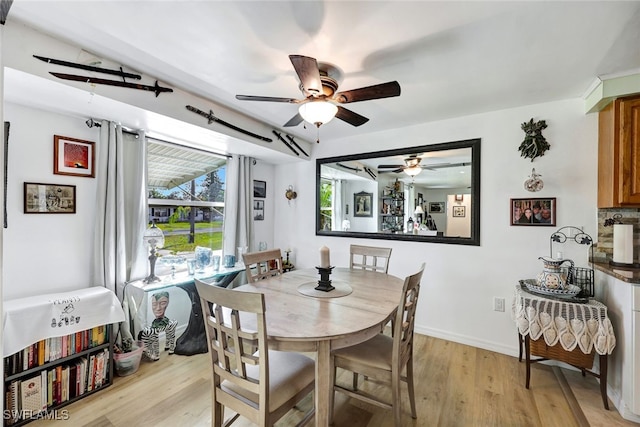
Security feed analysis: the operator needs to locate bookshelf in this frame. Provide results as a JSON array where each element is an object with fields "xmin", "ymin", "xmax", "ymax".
[
  {"xmin": 2, "ymin": 288, "xmax": 124, "ymax": 426},
  {"xmin": 3, "ymin": 327, "xmax": 113, "ymax": 426}
]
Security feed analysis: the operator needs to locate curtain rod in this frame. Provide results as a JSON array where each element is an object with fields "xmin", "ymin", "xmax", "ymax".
[{"xmin": 85, "ymin": 118, "xmax": 231, "ymax": 159}]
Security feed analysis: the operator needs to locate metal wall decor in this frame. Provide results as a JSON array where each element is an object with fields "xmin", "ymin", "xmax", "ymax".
[
  {"xmin": 524, "ymin": 168, "xmax": 544, "ymax": 192},
  {"xmin": 518, "ymin": 118, "xmax": 549, "ymax": 161},
  {"xmin": 186, "ymin": 105, "xmax": 272, "ymax": 142}
]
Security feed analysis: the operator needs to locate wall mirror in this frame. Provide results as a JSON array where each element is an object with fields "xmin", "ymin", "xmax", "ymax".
[{"xmin": 316, "ymin": 138, "xmax": 481, "ymax": 246}]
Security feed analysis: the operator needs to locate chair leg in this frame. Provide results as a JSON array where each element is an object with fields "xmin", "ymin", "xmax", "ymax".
[
  {"xmin": 212, "ymin": 400, "xmax": 223, "ymax": 427},
  {"xmin": 406, "ymin": 356, "xmax": 417, "ymax": 418},
  {"xmin": 391, "ymin": 368, "xmax": 401, "ymax": 427},
  {"xmin": 329, "ymin": 364, "xmax": 337, "ymax": 425}
]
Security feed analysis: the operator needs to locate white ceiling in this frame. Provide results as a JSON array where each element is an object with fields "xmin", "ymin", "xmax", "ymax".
[{"xmin": 5, "ymin": 1, "xmax": 640, "ymax": 147}]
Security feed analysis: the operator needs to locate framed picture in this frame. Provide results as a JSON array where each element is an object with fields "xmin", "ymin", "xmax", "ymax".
[
  {"xmin": 24, "ymin": 182, "xmax": 76, "ymax": 214},
  {"xmin": 429, "ymin": 201, "xmax": 445, "ymax": 213},
  {"xmin": 455, "ymin": 194, "xmax": 464, "ymax": 201},
  {"xmin": 417, "ymin": 193, "xmax": 423, "ymax": 205},
  {"xmin": 253, "ymin": 180, "xmax": 266, "ymax": 198},
  {"xmin": 453, "ymin": 206, "xmax": 466, "ymax": 217},
  {"xmin": 511, "ymin": 197, "xmax": 556, "ymax": 226},
  {"xmin": 354, "ymin": 191, "xmax": 373, "ymax": 217},
  {"xmin": 53, "ymin": 135, "xmax": 95, "ymax": 178},
  {"xmin": 253, "ymin": 200, "xmax": 264, "ymax": 220}
]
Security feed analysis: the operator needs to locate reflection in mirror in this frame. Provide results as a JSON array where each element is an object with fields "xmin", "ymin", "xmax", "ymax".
[{"xmin": 316, "ymin": 139, "xmax": 480, "ymax": 246}]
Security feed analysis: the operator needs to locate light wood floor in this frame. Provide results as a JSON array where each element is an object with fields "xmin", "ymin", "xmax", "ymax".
[{"xmin": 32, "ymin": 334, "xmax": 637, "ymax": 427}]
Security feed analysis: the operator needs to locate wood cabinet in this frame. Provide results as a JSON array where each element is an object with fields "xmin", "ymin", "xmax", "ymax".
[{"xmin": 598, "ymin": 94, "xmax": 640, "ymax": 207}]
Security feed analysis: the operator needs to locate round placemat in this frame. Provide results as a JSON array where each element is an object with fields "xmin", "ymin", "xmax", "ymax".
[{"xmin": 297, "ymin": 280, "xmax": 353, "ymax": 298}]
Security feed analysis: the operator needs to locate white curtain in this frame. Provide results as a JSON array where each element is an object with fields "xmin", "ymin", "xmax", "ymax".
[
  {"xmin": 91, "ymin": 121, "xmax": 147, "ymax": 299},
  {"xmin": 332, "ymin": 179, "xmax": 345, "ymax": 231},
  {"xmin": 223, "ymin": 154, "xmax": 254, "ymax": 258}
]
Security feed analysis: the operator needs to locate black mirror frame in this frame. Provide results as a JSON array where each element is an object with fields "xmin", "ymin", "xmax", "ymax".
[{"xmin": 315, "ymin": 138, "xmax": 481, "ymax": 246}]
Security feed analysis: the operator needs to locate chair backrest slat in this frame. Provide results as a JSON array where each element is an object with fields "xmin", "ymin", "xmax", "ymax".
[
  {"xmin": 392, "ymin": 263, "xmax": 425, "ymax": 366},
  {"xmin": 350, "ymin": 244, "xmax": 392, "ymax": 273},
  {"xmin": 243, "ymin": 249, "xmax": 284, "ymax": 282},
  {"xmin": 195, "ymin": 279, "xmax": 269, "ymax": 422}
]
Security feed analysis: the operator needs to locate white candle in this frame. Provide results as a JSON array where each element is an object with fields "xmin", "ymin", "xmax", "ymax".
[
  {"xmin": 320, "ymin": 246, "xmax": 331, "ymax": 268},
  {"xmin": 613, "ymin": 224, "xmax": 634, "ymax": 264}
]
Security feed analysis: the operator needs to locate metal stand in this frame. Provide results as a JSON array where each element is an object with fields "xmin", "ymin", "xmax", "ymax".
[
  {"xmin": 549, "ymin": 226, "xmax": 594, "ymax": 297},
  {"xmin": 143, "ymin": 245, "xmax": 161, "ymax": 284},
  {"xmin": 315, "ymin": 266, "xmax": 335, "ymax": 292}
]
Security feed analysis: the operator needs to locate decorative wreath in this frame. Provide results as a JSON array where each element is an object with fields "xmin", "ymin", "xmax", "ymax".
[{"xmin": 518, "ymin": 118, "xmax": 549, "ymax": 161}]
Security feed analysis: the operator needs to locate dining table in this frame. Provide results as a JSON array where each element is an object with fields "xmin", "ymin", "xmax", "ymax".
[{"xmin": 232, "ymin": 267, "xmax": 405, "ymax": 427}]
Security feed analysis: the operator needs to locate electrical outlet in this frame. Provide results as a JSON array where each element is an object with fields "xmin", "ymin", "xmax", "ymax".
[{"xmin": 494, "ymin": 297, "xmax": 505, "ymax": 312}]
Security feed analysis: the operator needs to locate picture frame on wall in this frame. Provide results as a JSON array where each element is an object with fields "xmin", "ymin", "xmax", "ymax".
[
  {"xmin": 429, "ymin": 201, "xmax": 445, "ymax": 213},
  {"xmin": 453, "ymin": 206, "xmax": 466, "ymax": 217},
  {"xmin": 253, "ymin": 199, "xmax": 264, "ymax": 220},
  {"xmin": 511, "ymin": 197, "xmax": 556, "ymax": 226},
  {"xmin": 24, "ymin": 182, "xmax": 76, "ymax": 214},
  {"xmin": 53, "ymin": 135, "xmax": 95, "ymax": 178},
  {"xmin": 253, "ymin": 180, "xmax": 266, "ymax": 198},
  {"xmin": 354, "ymin": 191, "xmax": 373, "ymax": 217}
]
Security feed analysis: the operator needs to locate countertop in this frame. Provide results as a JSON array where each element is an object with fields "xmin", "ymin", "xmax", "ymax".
[{"xmin": 593, "ymin": 261, "xmax": 640, "ymax": 284}]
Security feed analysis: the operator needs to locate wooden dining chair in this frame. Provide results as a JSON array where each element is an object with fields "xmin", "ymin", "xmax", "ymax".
[
  {"xmin": 242, "ymin": 249, "xmax": 284, "ymax": 283},
  {"xmin": 349, "ymin": 244, "xmax": 392, "ymax": 273},
  {"xmin": 350, "ymin": 244, "xmax": 394, "ymax": 334},
  {"xmin": 195, "ymin": 279, "xmax": 315, "ymax": 427},
  {"xmin": 329, "ymin": 263, "xmax": 425, "ymax": 427}
]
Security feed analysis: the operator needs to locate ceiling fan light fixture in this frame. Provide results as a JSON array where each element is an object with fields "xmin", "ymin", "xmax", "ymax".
[
  {"xmin": 404, "ymin": 165, "xmax": 422, "ymax": 177},
  {"xmin": 298, "ymin": 101, "xmax": 338, "ymax": 127}
]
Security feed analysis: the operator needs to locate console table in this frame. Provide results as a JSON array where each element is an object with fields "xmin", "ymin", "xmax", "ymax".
[
  {"xmin": 122, "ymin": 264, "xmax": 245, "ymax": 356},
  {"xmin": 513, "ymin": 283, "xmax": 616, "ymax": 409}
]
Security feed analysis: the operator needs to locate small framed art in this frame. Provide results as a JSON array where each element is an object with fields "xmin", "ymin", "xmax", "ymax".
[
  {"xmin": 453, "ymin": 206, "xmax": 466, "ymax": 217},
  {"xmin": 53, "ymin": 135, "xmax": 95, "ymax": 178},
  {"xmin": 511, "ymin": 197, "xmax": 555, "ymax": 226},
  {"xmin": 429, "ymin": 201, "xmax": 445, "ymax": 213},
  {"xmin": 354, "ymin": 192, "xmax": 373, "ymax": 217},
  {"xmin": 253, "ymin": 180, "xmax": 266, "ymax": 198},
  {"xmin": 24, "ymin": 182, "xmax": 76, "ymax": 214},
  {"xmin": 253, "ymin": 200, "xmax": 264, "ymax": 220}
]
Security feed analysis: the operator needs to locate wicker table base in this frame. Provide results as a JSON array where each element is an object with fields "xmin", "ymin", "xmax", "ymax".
[{"xmin": 518, "ymin": 333, "xmax": 609, "ymax": 410}]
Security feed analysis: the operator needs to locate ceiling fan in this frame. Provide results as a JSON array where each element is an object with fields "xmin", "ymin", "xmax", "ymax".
[
  {"xmin": 378, "ymin": 155, "xmax": 426, "ymax": 177},
  {"xmin": 378, "ymin": 155, "xmax": 467, "ymax": 177},
  {"xmin": 235, "ymin": 55, "xmax": 401, "ymax": 128}
]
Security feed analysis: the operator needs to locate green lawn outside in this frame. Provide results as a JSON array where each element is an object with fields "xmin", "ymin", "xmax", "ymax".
[
  {"xmin": 155, "ymin": 221, "xmax": 222, "ymax": 232},
  {"xmin": 157, "ymin": 221, "xmax": 224, "ymax": 253}
]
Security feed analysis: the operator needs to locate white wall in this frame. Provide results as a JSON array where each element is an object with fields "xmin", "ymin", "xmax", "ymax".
[
  {"xmin": 252, "ymin": 159, "xmax": 275, "ymax": 252},
  {"xmin": 1, "ymin": 103, "xmax": 281, "ymax": 300},
  {"xmin": 273, "ymin": 98, "xmax": 599, "ymax": 357},
  {"xmin": 3, "ymin": 103, "xmax": 99, "ymax": 300}
]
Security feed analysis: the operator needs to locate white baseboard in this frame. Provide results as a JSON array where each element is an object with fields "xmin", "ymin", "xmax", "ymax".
[{"xmin": 415, "ymin": 325, "xmax": 519, "ymax": 358}]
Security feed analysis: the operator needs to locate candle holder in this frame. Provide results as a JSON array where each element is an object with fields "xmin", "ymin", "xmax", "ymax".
[{"xmin": 315, "ymin": 266, "xmax": 335, "ymax": 292}]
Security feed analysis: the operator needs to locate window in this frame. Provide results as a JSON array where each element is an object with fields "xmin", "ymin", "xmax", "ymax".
[
  {"xmin": 319, "ymin": 179, "xmax": 333, "ymax": 231},
  {"xmin": 147, "ymin": 140, "xmax": 227, "ymax": 255}
]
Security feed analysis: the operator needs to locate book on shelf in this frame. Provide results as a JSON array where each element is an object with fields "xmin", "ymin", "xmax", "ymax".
[
  {"xmin": 40, "ymin": 370, "xmax": 47, "ymax": 415},
  {"xmin": 47, "ymin": 369, "xmax": 53, "ymax": 408},
  {"xmin": 87, "ymin": 354, "xmax": 96, "ymax": 392},
  {"xmin": 19, "ymin": 375, "xmax": 45, "ymax": 415}
]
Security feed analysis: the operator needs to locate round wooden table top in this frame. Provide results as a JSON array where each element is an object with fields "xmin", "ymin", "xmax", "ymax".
[{"xmin": 234, "ymin": 267, "xmax": 404, "ymax": 346}]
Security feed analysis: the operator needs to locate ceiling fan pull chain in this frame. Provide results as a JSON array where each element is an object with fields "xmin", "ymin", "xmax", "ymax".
[{"xmin": 316, "ymin": 127, "xmax": 320, "ymax": 144}]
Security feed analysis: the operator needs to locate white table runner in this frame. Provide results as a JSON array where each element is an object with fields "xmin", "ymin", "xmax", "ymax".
[{"xmin": 3, "ymin": 287, "xmax": 125, "ymax": 356}]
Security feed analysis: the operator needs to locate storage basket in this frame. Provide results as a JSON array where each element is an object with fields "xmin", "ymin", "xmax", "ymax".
[
  {"xmin": 114, "ymin": 341, "xmax": 144, "ymax": 376},
  {"xmin": 562, "ymin": 266, "xmax": 594, "ymax": 297},
  {"xmin": 530, "ymin": 338, "xmax": 594, "ymax": 369}
]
